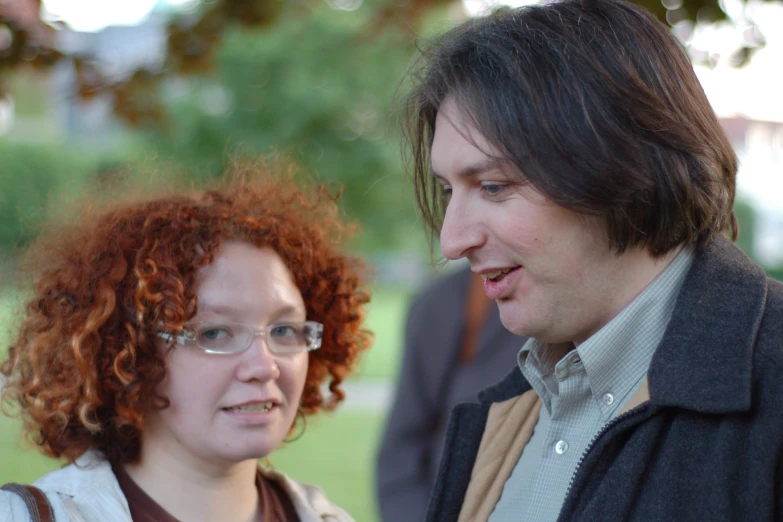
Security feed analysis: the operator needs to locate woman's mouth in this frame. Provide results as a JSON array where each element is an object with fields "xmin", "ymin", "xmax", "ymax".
[{"xmin": 222, "ymin": 401, "xmax": 276, "ymax": 413}]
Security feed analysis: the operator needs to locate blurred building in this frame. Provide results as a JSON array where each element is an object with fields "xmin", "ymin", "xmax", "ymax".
[
  {"xmin": 722, "ymin": 117, "xmax": 783, "ymax": 268},
  {"xmin": 53, "ymin": 12, "xmax": 168, "ymax": 142},
  {"xmin": 4, "ymin": 2, "xmax": 169, "ymax": 145}
]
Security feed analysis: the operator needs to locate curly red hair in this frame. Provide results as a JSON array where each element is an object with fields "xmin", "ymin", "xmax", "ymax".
[{"xmin": 0, "ymin": 161, "xmax": 373, "ymax": 465}]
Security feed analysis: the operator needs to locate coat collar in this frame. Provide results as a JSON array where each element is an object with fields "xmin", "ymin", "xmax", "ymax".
[
  {"xmin": 478, "ymin": 237, "xmax": 768, "ymax": 414},
  {"xmin": 478, "ymin": 365, "xmax": 531, "ymax": 404},
  {"xmin": 648, "ymin": 236, "xmax": 767, "ymax": 414}
]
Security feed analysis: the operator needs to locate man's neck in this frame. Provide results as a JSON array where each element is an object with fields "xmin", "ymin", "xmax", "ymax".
[{"xmin": 570, "ymin": 246, "xmax": 684, "ymax": 350}]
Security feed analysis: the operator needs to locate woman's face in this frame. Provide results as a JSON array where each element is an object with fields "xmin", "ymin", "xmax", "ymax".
[{"xmin": 143, "ymin": 241, "xmax": 310, "ymax": 470}]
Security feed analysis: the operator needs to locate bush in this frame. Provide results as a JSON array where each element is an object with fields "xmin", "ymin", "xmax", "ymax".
[{"xmin": 0, "ymin": 141, "xmax": 94, "ymax": 253}]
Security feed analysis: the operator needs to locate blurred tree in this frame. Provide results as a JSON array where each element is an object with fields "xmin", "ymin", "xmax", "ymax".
[
  {"xmin": 145, "ymin": 8, "xmax": 419, "ymax": 251},
  {"xmin": 733, "ymin": 199, "xmax": 756, "ymax": 257},
  {"xmin": 732, "ymin": 199, "xmax": 783, "ymax": 282},
  {"xmin": 0, "ymin": 141, "xmax": 95, "ymax": 253},
  {"xmin": 0, "ymin": 0, "xmax": 776, "ymax": 128},
  {"xmin": 1, "ymin": 0, "xmax": 780, "ymax": 254}
]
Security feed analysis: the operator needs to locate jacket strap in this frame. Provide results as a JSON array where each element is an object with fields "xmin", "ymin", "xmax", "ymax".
[{"xmin": 1, "ymin": 483, "xmax": 56, "ymax": 522}]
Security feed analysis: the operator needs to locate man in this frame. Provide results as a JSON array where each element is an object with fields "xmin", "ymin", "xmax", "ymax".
[
  {"xmin": 400, "ymin": 0, "xmax": 783, "ymax": 521},
  {"xmin": 376, "ymin": 267, "xmax": 524, "ymax": 522}
]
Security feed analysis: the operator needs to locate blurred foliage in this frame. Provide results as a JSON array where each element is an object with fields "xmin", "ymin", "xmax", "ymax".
[
  {"xmin": 0, "ymin": 0, "xmax": 781, "ymax": 255},
  {"xmin": 0, "ymin": 0, "xmax": 777, "ymax": 128},
  {"xmin": 734, "ymin": 199, "xmax": 756, "ymax": 256},
  {"xmin": 0, "ymin": 0, "xmax": 453, "ymax": 127},
  {"xmin": 733, "ymin": 198, "xmax": 783, "ymax": 281},
  {"xmin": 142, "ymin": 8, "xmax": 421, "ymax": 251},
  {"xmin": 0, "ymin": 141, "xmax": 95, "ymax": 253}
]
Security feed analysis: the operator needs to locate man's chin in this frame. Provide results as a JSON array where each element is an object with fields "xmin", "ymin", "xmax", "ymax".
[{"xmin": 497, "ymin": 301, "xmax": 534, "ymax": 338}]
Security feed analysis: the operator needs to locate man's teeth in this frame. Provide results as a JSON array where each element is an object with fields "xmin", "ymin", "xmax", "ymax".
[
  {"xmin": 225, "ymin": 402, "xmax": 275, "ymax": 413},
  {"xmin": 482, "ymin": 268, "xmax": 512, "ymax": 281}
]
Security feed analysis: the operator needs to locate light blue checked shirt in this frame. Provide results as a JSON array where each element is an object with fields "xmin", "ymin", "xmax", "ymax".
[{"xmin": 488, "ymin": 246, "xmax": 694, "ymax": 522}]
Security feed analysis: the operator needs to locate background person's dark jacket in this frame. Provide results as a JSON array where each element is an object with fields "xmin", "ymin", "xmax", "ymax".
[
  {"xmin": 426, "ymin": 237, "xmax": 783, "ymax": 522},
  {"xmin": 376, "ymin": 267, "xmax": 523, "ymax": 522}
]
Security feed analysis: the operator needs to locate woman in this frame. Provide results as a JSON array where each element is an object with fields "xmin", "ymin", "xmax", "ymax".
[{"xmin": 0, "ymin": 163, "xmax": 372, "ymax": 522}]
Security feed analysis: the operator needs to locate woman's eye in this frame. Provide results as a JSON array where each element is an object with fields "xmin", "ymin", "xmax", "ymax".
[
  {"xmin": 199, "ymin": 327, "xmax": 231, "ymax": 341},
  {"xmin": 439, "ymin": 185, "xmax": 452, "ymax": 201},
  {"xmin": 270, "ymin": 325, "xmax": 298, "ymax": 337}
]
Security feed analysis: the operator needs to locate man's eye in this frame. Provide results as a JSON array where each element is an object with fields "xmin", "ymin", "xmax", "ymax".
[{"xmin": 481, "ymin": 183, "xmax": 507, "ymax": 196}]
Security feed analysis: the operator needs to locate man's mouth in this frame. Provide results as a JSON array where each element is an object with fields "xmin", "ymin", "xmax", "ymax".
[{"xmin": 481, "ymin": 267, "xmax": 518, "ymax": 282}]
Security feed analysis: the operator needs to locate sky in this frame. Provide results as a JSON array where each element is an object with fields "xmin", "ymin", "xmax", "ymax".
[{"xmin": 41, "ymin": 0, "xmax": 193, "ymax": 33}]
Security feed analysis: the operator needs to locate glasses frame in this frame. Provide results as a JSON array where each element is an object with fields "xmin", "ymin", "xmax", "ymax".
[{"xmin": 158, "ymin": 320, "xmax": 324, "ymax": 355}]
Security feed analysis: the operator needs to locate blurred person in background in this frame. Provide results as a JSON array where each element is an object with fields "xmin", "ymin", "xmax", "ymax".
[
  {"xmin": 375, "ymin": 266, "xmax": 524, "ymax": 522},
  {"xmin": 0, "ymin": 162, "xmax": 372, "ymax": 522},
  {"xmin": 400, "ymin": 0, "xmax": 783, "ymax": 520}
]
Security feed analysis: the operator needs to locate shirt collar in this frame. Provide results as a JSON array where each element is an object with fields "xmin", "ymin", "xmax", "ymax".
[{"xmin": 519, "ymin": 246, "xmax": 694, "ymax": 416}]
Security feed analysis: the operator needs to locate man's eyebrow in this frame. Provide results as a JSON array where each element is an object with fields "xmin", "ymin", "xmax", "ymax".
[{"xmin": 430, "ymin": 159, "xmax": 500, "ymax": 182}]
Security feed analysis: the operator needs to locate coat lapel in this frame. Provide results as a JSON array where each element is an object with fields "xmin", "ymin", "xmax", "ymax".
[{"xmin": 649, "ymin": 237, "xmax": 767, "ymax": 413}]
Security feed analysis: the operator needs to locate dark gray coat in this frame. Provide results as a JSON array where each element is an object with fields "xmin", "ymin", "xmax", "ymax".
[
  {"xmin": 376, "ymin": 267, "xmax": 524, "ymax": 522},
  {"xmin": 426, "ymin": 237, "xmax": 783, "ymax": 522}
]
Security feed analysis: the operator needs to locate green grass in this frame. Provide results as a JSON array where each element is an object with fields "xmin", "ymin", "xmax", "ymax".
[
  {"xmin": 355, "ymin": 285, "xmax": 410, "ymax": 381},
  {"xmin": 0, "ymin": 409, "xmax": 386, "ymax": 521},
  {"xmin": 0, "ymin": 291, "xmax": 18, "ymax": 355},
  {"xmin": 0, "ymin": 415, "xmax": 68, "ymax": 484},
  {"xmin": 272, "ymin": 410, "xmax": 385, "ymax": 521}
]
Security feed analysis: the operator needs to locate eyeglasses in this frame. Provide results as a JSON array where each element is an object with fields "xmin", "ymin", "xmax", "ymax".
[{"xmin": 158, "ymin": 321, "xmax": 324, "ymax": 355}]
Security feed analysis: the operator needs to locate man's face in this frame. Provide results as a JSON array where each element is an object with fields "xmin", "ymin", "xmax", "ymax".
[{"xmin": 431, "ymin": 97, "xmax": 633, "ymax": 345}]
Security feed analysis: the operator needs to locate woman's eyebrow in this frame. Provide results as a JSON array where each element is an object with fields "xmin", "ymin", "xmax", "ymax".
[{"xmin": 194, "ymin": 303, "xmax": 306, "ymax": 322}]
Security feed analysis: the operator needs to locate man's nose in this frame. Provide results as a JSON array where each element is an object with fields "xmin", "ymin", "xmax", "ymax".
[{"xmin": 439, "ymin": 196, "xmax": 484, "ymax": 261}]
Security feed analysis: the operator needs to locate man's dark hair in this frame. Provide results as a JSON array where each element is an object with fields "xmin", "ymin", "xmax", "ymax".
[{"xmin": 402, "ymin": 0, "xmax": 738, "ymax": 256}]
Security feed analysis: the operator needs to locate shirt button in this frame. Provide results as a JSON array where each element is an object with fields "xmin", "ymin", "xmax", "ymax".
[
  {"xmin": 555, "ymin": 440, "xmax": 569, "ymax": 455},
  {"xmin": 603, "ymin": 393, "xmax": 615, "ymax": 405}
]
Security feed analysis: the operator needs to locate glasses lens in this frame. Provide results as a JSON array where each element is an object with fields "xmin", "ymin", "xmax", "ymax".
[
  {"xmin": 267, "ymin": 323, "xmax": 308, "ymax": 353},
  {"xmin": 267, "ymin": 321, "xmax": 323, "ymax": 353},
  {"xmin": 193, "ymin": 324, "xmax": 249, "ymax": 353}
]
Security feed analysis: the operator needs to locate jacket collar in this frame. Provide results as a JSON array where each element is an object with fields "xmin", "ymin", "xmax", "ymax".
[
  {"xmin": 478, "ymin": 365, "xmax": 531, "ymax": 404},
  {"xmin": 263, "ymin": 468, "xmax": 353, "ymax": 521},
  {"xmin": 478, "ymin": 237, "xmax": 768, "ymax": 414},
  {"xmin": 648, "ymin": 236, "xmax": 767, "ymax": 414}
]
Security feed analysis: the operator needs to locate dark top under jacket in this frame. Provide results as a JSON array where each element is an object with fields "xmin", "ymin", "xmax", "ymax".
[{"xmin": 114, "ymin": 464, "xmax": 300, "ymax": 522}]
